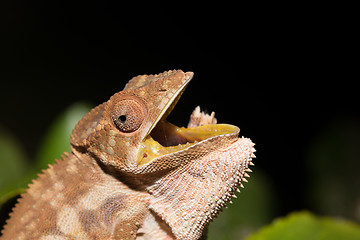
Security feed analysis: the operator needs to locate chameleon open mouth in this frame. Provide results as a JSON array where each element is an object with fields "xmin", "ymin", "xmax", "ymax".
[
  {"xmin": 137, "ymin": 121, "xmax": 238, "ymax": 166},
  {"xmin": 136, "ymin": 75, "xmax": 238, "ymax": 166}
]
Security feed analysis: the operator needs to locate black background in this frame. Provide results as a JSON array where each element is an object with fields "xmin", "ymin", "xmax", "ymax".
[{"xmin": 0, "ymin": 1, "xmax": 358, "ymax": 221}]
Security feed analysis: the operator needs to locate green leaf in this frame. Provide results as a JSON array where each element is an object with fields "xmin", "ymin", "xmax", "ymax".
[
  {"xmin": 246, "ymin": 211, "xmax": 360, "ymax": 240},
  {"xmin": 0, "ymin": 103, "xmax": 91, "ymax": 205},
  {"xmin": 306, "ymin": 118, "xmax": 360, "ymax": 221},
  {"xmin": 0, "ymin": 125, "xmax": 29, "ymax": 204},
  {"xmin": 35, "ymin": 102, "xmax": 91, "ymax": 170}
]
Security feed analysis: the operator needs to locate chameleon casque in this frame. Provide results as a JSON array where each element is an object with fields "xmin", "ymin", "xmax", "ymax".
[{"xmin": 1, "ymin": 70, "xmax": 255, "ymax": 240}]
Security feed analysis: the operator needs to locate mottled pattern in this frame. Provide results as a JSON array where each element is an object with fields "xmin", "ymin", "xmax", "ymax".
[
  {"xmin": 1, "ymin": 70, "xmax": 256, "ymax": 240},
  {"xmin": 2, "ymin": 153, "xmax": 149, "ymax": 239}
]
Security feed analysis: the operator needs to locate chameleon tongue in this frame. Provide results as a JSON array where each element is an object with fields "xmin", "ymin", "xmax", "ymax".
[
  {"xmin": 150, "ymin": 120, "xmax": 238, "ymax": 147},
  {"xmin": 136, "ymin": 120, "xmax": 238, "ymax": 166}
]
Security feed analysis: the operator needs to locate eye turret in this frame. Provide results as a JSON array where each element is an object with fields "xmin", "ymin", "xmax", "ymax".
[{"xmin": 111, "ymin": 98, "xmax": 146, "ymax": 133}]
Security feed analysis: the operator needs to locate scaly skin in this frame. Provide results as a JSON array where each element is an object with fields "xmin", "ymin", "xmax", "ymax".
[{"xmin": 1, "ymin": 70, "xmax": 255, "ymax": 240}]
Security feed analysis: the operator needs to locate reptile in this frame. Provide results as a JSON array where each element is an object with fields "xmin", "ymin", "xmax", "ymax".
[{"xmin": 1, "ymin": 70, "xmax": 256, "ymax": 240}]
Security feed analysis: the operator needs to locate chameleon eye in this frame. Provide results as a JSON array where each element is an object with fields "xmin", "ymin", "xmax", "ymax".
[{"xmin": 111, "ymin": 98, "xmax": 146, "ymax": 133}]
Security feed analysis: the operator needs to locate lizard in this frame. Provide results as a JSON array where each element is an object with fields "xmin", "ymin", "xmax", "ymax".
[{"xmin": 1, "ymin": 70, "xmax": 256, "ymax": 240}]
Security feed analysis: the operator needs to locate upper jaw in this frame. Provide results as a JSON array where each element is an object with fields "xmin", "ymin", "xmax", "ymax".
[{"xmin": 144, "ymin": 72, "xmax": 193, "ymax": 138}]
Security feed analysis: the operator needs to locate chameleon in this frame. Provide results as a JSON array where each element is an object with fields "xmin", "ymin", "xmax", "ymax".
[{"xmin": 1, "ymin": 70, "xmax": 255, "ymax": 240}]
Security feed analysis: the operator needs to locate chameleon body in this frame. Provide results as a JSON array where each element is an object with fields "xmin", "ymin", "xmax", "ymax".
[{"xmin": 1, "ymin": 70, "xmax": 255, "ymax": 240}]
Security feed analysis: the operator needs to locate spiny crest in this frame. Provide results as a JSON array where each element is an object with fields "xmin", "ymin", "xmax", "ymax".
[{"xmin": 1, "ymin": 153, "xmax": 73, "ymax": 236}]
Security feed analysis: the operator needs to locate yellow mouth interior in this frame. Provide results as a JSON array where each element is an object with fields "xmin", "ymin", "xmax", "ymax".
[{"xmin": 137, "ymin": 120, "xmax": 237, "ymax": 166}]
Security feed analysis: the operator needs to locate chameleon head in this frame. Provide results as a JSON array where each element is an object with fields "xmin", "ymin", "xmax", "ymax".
[{"xmin": 70, "ymin": 70, "xmax": 239, "ymax": 173}]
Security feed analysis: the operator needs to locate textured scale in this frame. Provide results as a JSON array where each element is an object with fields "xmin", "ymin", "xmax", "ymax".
[
  {"xmin": 1, "ymin": 70, "xmax": 256, "ymax": 240},
  {"xmin": 148, "ymin": 137, "xmax": 254, "ymax": 240}
]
